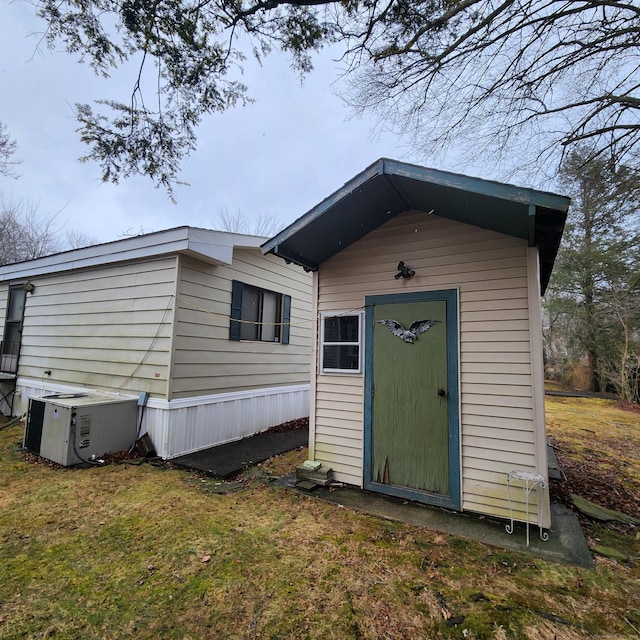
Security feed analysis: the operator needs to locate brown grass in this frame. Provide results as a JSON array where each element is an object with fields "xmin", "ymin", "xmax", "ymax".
[{"xmin": 1, "ymin": 398, "xmax": 639, "ymax": 639}]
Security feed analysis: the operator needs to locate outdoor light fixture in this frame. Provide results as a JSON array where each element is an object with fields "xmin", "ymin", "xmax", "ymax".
[
  {"xmin": 394, "ymin": 261, "xmax": 415, "ymax": 280},
  {"xmin": 24, "ymin": 281, "xmax": 35, "ymax": 294}
]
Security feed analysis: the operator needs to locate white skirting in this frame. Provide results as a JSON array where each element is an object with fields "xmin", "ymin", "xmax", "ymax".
[{"xmin": 15, "ymin": 379, "xmax": 310, "ymax": 459}]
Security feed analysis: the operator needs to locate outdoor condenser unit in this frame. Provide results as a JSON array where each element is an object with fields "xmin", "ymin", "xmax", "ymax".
[{"xmin": 24, "ymin": 393, "xmax": 138, "ymax": 466}]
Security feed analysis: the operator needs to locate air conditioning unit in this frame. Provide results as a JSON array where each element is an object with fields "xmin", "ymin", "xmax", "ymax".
[{"xmin": 24, "ymin": 393, "xmax": 138, "ymax": 466}]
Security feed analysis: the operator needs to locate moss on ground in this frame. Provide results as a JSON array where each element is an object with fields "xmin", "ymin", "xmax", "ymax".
[{"xmin": 0, "ymin": 399, "xmax": 639, "ymax": 639}]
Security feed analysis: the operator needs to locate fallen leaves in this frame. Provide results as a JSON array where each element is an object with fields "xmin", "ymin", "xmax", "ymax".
[{"xmin": 549, "ymin": 438, "xmax": 639, "ymax": 518}]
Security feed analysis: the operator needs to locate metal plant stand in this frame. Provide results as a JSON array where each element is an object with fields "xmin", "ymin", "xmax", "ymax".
[{"xmin": 505, "ymin": 470, "xmax": 549, "ymax": 546}]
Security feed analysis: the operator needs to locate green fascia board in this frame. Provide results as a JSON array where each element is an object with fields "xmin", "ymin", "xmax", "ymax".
[
  {"xmin": 264, "ymin": 161, "xmax": 381, "ymax": 255},
  {"xmin": 390, "ymin": 174, "xmax": 530, "ymax": 239},
  {"xmin": 262, "ymin": 158, "xmax": 570, "ymax": 291},
  {"xmin": 380, "ymin": 159, "xmax": 569, "ymax": 212}
]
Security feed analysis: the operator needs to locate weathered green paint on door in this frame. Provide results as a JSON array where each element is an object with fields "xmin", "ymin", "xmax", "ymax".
[
  {"xmin": 364, "ymin": 289, "xmax": 460, "ymax": 509},
  {"xmin": 372, "ymin": 300, "xmax": 448, "ymax": 493}
]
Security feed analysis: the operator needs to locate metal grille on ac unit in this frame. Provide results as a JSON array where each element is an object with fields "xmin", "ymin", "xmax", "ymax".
[{"xmin": 24, "ymin": 393, "xmax": 138, "ymax": 466}]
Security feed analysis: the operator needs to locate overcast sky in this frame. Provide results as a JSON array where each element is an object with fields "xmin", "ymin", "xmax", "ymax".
[{"xmin": 1, "ymin": 1, "xmax": 484, "ymax": 246}]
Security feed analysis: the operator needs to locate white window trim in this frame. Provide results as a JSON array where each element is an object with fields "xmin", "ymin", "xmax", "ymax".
[{"xmin": 319, "ymin": 310, "xmax": 364, "ymax": 375}]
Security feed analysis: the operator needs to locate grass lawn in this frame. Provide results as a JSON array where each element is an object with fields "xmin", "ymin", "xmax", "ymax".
[{"xmin": 1, "ymin": 395, "xmax": 639, "ymax": 639}]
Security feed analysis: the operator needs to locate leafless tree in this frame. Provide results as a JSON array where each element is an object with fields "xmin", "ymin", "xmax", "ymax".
[
  {"xmin": 343, "ymin": 1, "xmax": 640, "ymax": 181},
  {"xmin": 215, "ymin": 208, "xmax": 283, "ymax": 237},
  {"xmin": 65, "ymin": 228, "xmax": 97, "ymax": 249},
  {"xmin": 0, "ymin": 195, "xmax": 64, "ymax": 265},
  {"xmin": 0, "ymin": 121, "xmax": 18, "ymax": 178}
]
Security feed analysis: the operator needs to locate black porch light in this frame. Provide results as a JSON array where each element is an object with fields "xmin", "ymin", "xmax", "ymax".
[{"xmin": 394, "ymin": 261, "xmax": 415, "ymax": 280}]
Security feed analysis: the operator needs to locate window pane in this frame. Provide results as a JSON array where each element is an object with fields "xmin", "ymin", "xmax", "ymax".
[
  {"xmin": 1, "ymin": 323, "xmax": 21, "ymax": 372},
  {"xmin": 7, "ymin": 288, "xmax": 25, "ymax": 322},
  {"xmin": 240, "ymin": 286, "xmax": 259, "ymax": 340},
  {"xmin": 323, "ymin": 345, "xmax": 360, "ymax": 371},
  {"xmin": 324, "ymin": 316, "xmax": 359, "ymax": 342},
  {"xmin": 236, "ymin": 284, "xmax": 283, "ymax": 342},
  {"xmin": 261, "ymin": 290, "xmax": 279, "ymax": 342}
]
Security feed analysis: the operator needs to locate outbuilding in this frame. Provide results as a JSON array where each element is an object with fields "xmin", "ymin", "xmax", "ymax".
[{"xmin": 263, "ymin": 159, "xmax": 569, "ymax": 529}]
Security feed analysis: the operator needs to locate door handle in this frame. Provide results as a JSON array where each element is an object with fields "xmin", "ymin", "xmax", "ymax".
[{"xmin": 437, "ymin": 388, "xmax": 447, "ymax": 397}]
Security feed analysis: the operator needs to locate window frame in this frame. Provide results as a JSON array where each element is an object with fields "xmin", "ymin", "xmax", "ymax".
[
  {"xmin": 319, "ymin": 310, "xmax": 364, "ymax": 374},
  {"xmin": 230, "ymin": 280, "xmax": 291, "ymax": 344},
  {"xmin": 1, "ymin": 283, "xmax": 27, "ymax": 374}
]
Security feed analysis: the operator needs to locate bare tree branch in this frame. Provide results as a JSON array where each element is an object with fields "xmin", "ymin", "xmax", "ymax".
[
  {"xmin": 0, "ymin": 121, "xmax": 19, "ymax": 179},
  {"xmin": 0, "ymin": 195, "xmax": 65, "ymax": 264},
  {"xmin": 215, "ymin": 207, "xmax": 283, "ymax": 236},
  {"xmin": 26, "ymin": 0, "xmax": 640, "ymax": 189}
]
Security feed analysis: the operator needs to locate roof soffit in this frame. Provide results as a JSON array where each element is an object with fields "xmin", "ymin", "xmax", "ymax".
[{"xmin": 262, "ymin": 159, "xmax": 570, "ymax": 293}]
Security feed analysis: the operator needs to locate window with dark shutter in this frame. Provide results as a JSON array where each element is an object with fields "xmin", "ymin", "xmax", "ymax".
[{"xmin": 230, "ymin": 280, "xmax": 291, "ymax": 344}]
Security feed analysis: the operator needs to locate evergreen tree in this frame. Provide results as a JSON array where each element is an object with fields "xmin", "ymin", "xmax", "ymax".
[{"xmin": 544, "ymin": 149, "xmax": 640, "ymax": 401}]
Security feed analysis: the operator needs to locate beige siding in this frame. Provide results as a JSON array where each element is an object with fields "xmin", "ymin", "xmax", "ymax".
[
  {"xmin": 0, "ymin": 287, "xmax": 7, "ymax": 343},
  {"xmin": 17, "ymin": 257, "xmax": 178, "ymax": 396},
  {"xmin": 313, "ymin": 211, "xmax": 546, "ymax": 523},
  {"xmin": 171, "ymin": 249, "xmax": 312, "ymax": 398},
  {"xmin": 315, "ymin": 374, "xmax": 364, "ymax": 485}
]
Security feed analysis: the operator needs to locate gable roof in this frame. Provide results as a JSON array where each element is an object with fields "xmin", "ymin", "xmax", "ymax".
[
  {"xmin": 262, "ymin": 159, "xmax": 570, "ymax": 294},
  {"xmin": 0, "ymin": 226, "xmax": 267, "ymax": 281}
]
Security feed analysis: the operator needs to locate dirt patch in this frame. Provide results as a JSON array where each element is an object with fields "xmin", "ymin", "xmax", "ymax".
[
  {"xmin": 265, "ymin": 417, "xmax": 309, "ymax": 432},
  {"xmin": 546, "ymin": 395, "xmax": 640, "ymax": 570},
  {"xmin": 549, "ymin": 438, "xmax": 640, "ymax": 519},
  {"xmin": 615, "ymin": 399, "xmax": 640, "ymax": 414}
]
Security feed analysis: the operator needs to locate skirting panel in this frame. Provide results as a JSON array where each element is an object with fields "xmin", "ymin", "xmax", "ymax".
[{"xmin": 15, "ymin": 380, "xmax": 310, "ymax": 459}]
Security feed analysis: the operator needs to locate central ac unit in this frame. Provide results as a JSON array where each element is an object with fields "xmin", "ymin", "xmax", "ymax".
[{"xmin": 24, "ymin": 393, "xmax": 138, "ymax": 466}]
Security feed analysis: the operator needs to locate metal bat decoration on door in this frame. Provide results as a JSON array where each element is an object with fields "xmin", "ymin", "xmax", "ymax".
[{"xmin": 377, "ymin": 319, "xmax": 441, "ymax": 343}]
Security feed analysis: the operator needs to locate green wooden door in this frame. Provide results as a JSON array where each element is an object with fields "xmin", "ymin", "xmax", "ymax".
[{"xmin": 365, "ymin": 290, "xmax": 460, "ymax": 508}]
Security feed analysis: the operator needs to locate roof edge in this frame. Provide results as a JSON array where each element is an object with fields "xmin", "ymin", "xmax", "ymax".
[
  {"xmin": 0, "ymin": 227, "xmax": 265, "ymax": 282},
  {"xmin": 262, "ymin": 160, "xmax": 382, "ymax": 256},
  {"xmin": 263, "ymin": 158, "xmax": 570, "ymax": 265},
  {"xmin": 379, "ymin": 158, "xmax": 570, "ymax": 212}
]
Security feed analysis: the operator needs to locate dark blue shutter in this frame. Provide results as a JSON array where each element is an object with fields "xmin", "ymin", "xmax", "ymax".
[
  {"xmin": 281, "ymin": 294, "xmax": 291, "ymax": 345},
  {"xmin": 230, "ymin": 280, "xmax": 243, "ymax": 341}
]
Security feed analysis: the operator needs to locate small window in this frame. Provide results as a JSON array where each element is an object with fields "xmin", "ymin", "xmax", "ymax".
[
  {"xmin": 320, "ymin": 312, "xmax": 363, "ymax": 374},
  {"xmin": 230, "ymin": 280, "xmax": 291, "ymax": 344}
]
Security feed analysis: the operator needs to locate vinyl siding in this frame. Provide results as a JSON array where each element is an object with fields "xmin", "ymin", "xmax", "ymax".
[
  {"xmin": 13, "ymin": 257, "xmax": 178, "ymax": 397},
  {"xmin": 314, "ymin": 211, "xmax": 546, "ymax": 523},
  {"xmin": 171, "ymin": 249, "xmax": 312, "ymax": 398},
  {"xmin": 315, "ymin": 374, "xmax": 364, "ymax": 485},
  {"xmin": 0, "ymin": 292, "xmax": 6, "ymax": 327}
]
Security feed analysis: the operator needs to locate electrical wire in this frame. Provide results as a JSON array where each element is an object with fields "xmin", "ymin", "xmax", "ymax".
[
  {"xmin": 115, "ymin": 293, "xmax": 366, "ymax": 394},
  {"xmin": 174, "ymin": 293, "xmax": 317, "ymax": 326},
  {"xmin": 70, "ymin": 416, "xmax": 102, "ymax": 466},
  {"xmin": 115, "ymin": 296, "xmax": 174, "ymax": 391},
  {"xmin": 0, "ymin": 412, "xmax": 24, "ymax": 432},
  {"xmin": 129, "ymin": 402, "xmax": 146, "ymax": 454}
]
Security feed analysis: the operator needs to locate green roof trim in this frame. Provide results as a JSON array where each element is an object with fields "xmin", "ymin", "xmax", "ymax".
[{"xmin": 262, "ymin": 159, "xmax": 570, "ymax": 294}]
